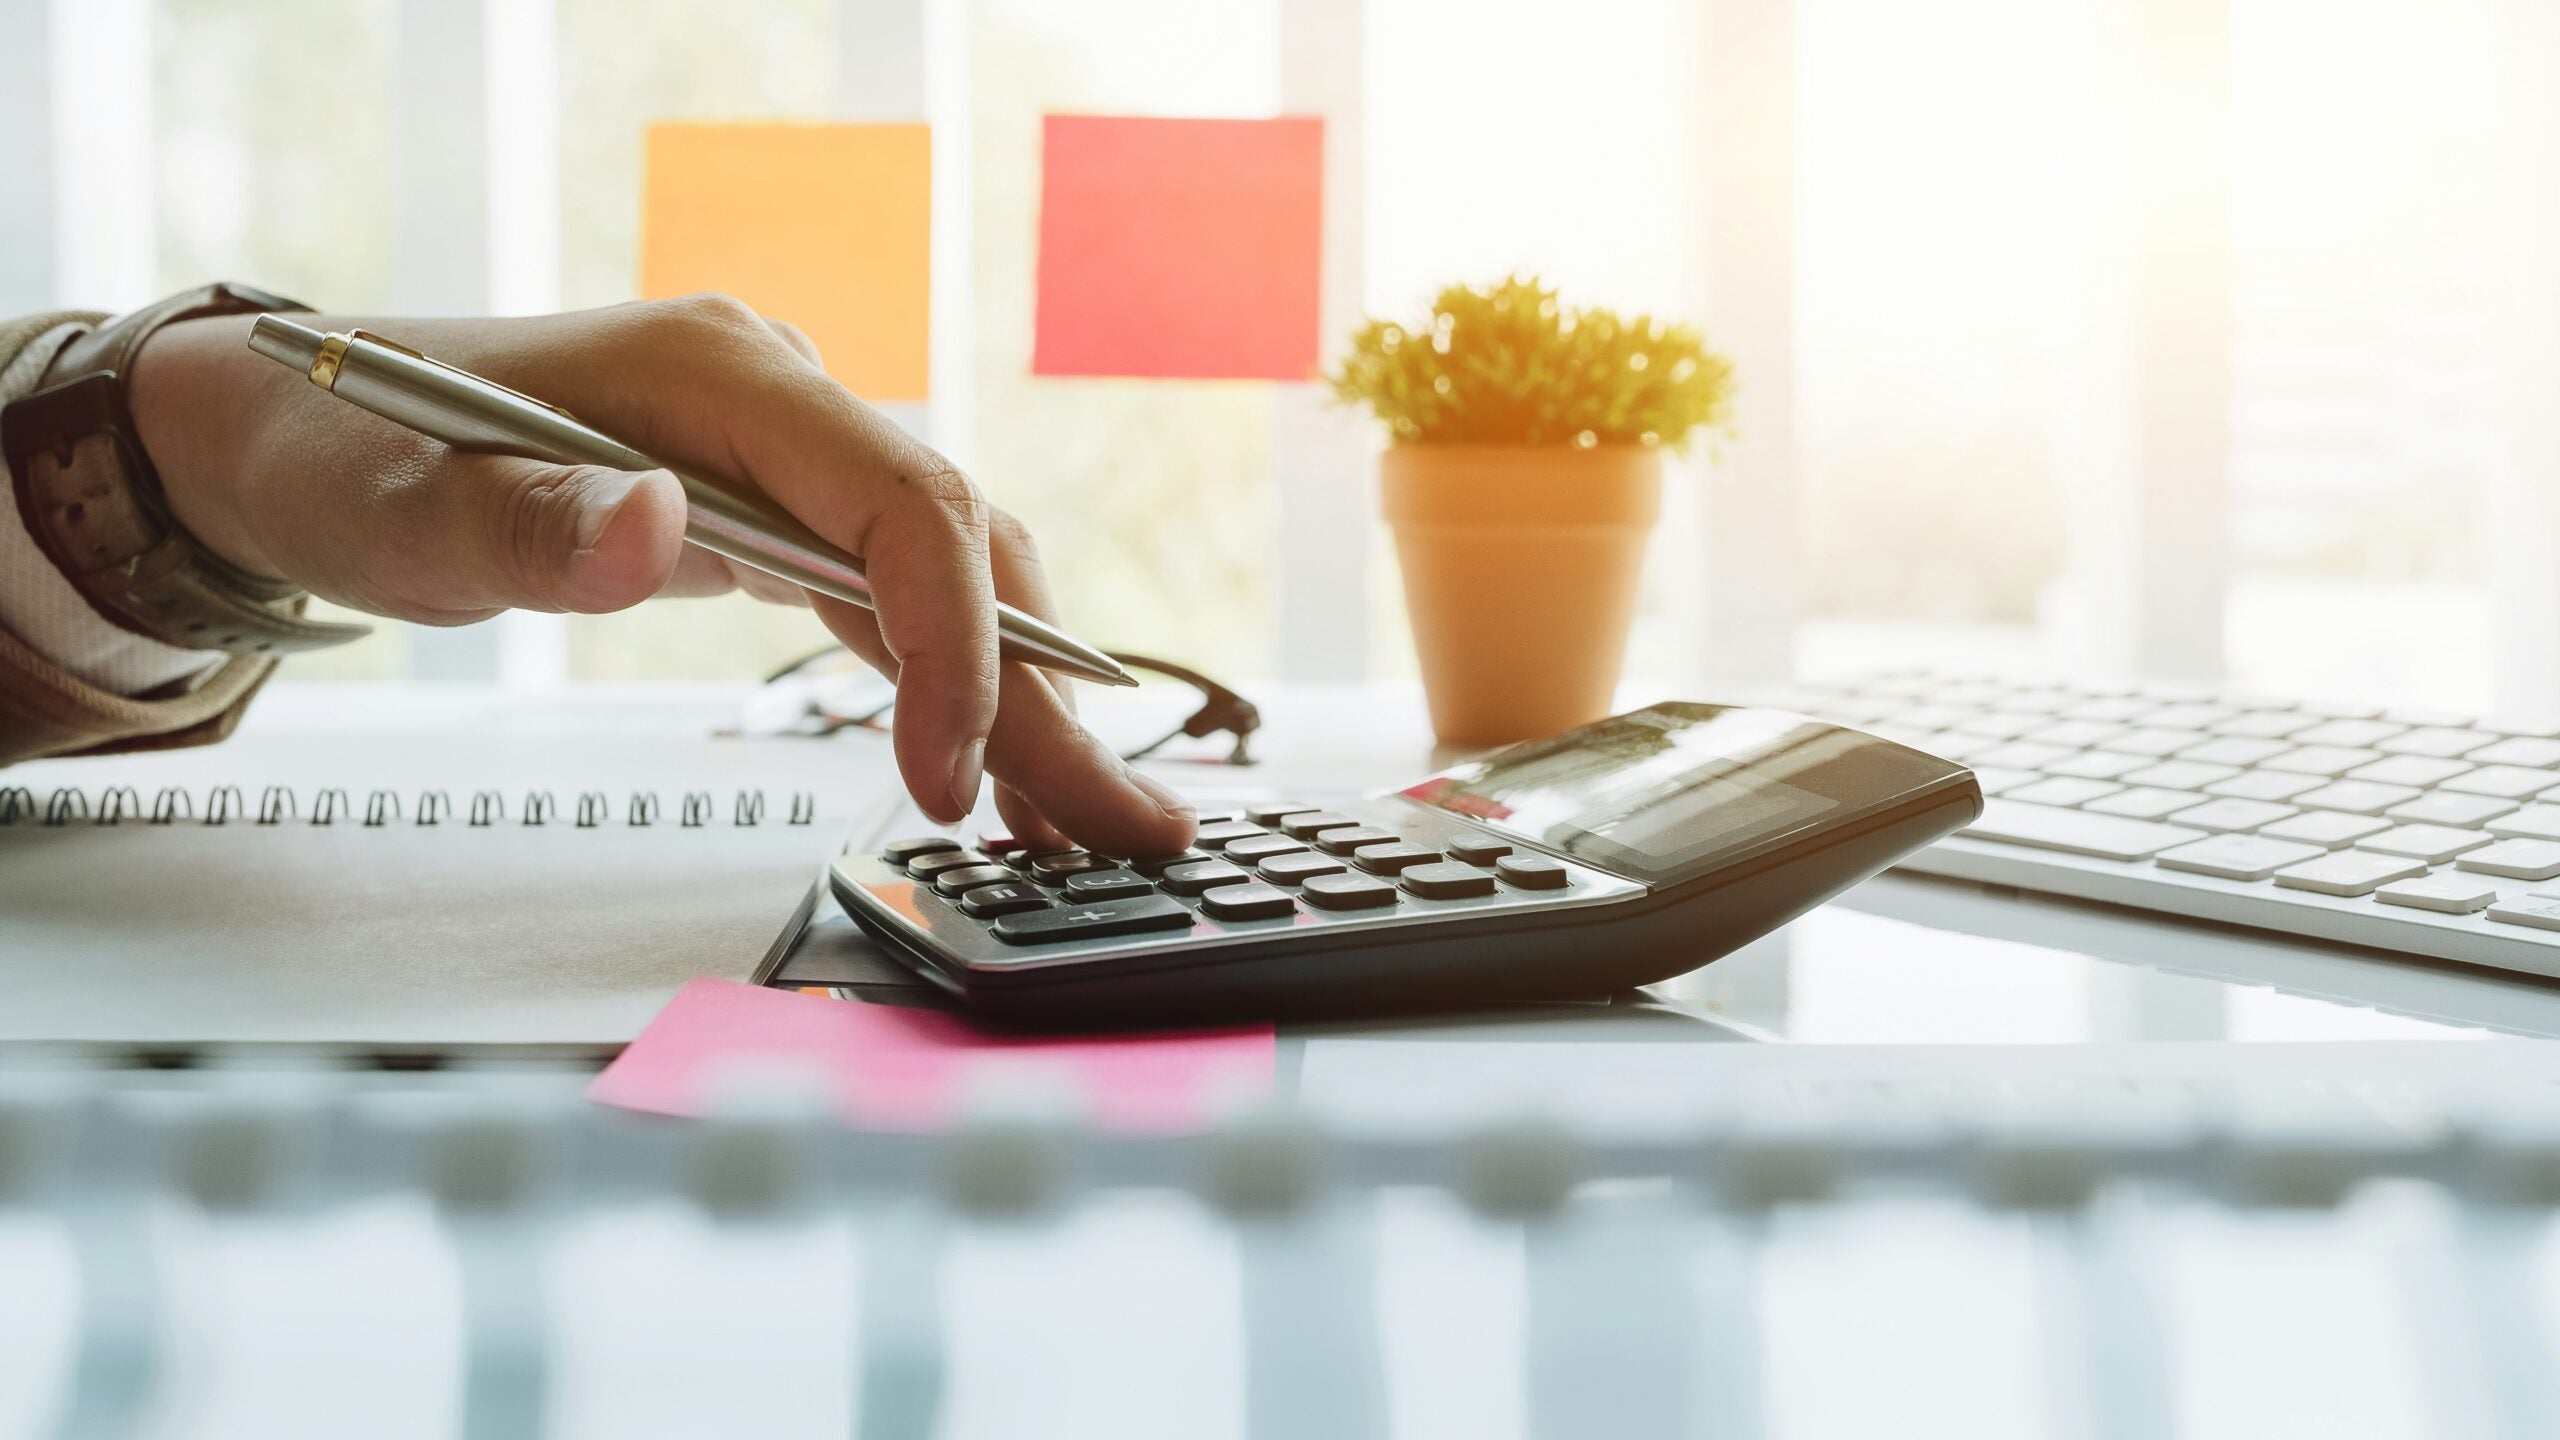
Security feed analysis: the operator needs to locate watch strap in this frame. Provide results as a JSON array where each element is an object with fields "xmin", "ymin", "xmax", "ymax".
[{"xmin": 2, "ymin": 283, "xmax": 371, "ymax": 656}]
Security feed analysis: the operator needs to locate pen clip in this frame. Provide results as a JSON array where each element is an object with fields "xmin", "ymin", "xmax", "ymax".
[{"xmin": 343, "ymin": 328, "xmax": 582, "ymax": 423}]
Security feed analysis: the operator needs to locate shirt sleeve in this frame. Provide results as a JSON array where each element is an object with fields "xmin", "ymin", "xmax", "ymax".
[{"xmin": 0, "ymin": 310, "xmax": 285, "ymax": 765}]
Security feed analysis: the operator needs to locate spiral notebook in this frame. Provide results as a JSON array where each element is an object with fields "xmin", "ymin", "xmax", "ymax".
[{"xmin": 0, "ymin": 733, "xmax": 889, "ymax": 1051}]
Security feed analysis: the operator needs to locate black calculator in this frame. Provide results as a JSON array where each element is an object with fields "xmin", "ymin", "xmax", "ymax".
[{"xmin": 830, "ymin": 703, "xmax": 1982, "ymax": 1022}]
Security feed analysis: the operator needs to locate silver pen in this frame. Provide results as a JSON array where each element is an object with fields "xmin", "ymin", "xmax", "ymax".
[{"xmin": 246, "ymin": 316, "xmax": 1136, "ymax": 688}]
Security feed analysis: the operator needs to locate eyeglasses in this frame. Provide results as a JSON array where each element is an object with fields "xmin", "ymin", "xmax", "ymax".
[{"xmin": 730, "ymin": 646, "xmax": 1263, "ymax": 766}]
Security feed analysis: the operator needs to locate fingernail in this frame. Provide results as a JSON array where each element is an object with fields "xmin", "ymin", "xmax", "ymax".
[
  {"xmin": 574, "ymin": 473, "xmax": 642, "ymax": 551},
  {"xmin": 946, "ymin": 738, "xmax": 986, "ymax": 818},
  {"xmin": 1126, "ymin": 766, "xmax": 1196, "ymax": 822}
]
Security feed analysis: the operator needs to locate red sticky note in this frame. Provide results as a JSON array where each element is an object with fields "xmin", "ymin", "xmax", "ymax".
[
  {"xmin": 588, "ymin": 978, "xmax": 1276, "ymax": 1134},
  {"xmin": 1033, "ymin": 115, "xmax": 1324, "ymax": 380}
]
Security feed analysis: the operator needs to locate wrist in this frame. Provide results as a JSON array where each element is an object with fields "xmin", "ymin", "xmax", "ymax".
[{"xmin": 127, "ymin": 314, "xmax": 283, "ymax": 580}]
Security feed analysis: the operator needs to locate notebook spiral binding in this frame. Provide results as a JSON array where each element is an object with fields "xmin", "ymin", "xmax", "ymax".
[{"xmin": 0, "ymin": 784, "xmax": 817, "ymax": 829}]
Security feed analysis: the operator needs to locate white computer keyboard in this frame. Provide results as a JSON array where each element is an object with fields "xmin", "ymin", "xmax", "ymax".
[{"xmin": 1773, "ymin": 671, "xmax": 2560, "ymax": 981}]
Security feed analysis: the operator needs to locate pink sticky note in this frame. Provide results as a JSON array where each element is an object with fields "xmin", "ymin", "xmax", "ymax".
[
  {"xmin": 589, "ymin": 979, "xmax": 1276, "ymax": 1134},
  {"xmin": 1033, "ymin": 115, "xmax": 1324, "ymax": 380}
]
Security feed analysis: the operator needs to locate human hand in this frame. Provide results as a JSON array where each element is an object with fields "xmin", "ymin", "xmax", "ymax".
[{"xmin": 127, "ymin": 296, "xmax": 1196, "ymax": 855}]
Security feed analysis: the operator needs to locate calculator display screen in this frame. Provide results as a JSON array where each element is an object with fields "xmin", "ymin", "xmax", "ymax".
[{"xmin": 1400, "ymin": 703, "xmax": 1941, "ymax": 884}]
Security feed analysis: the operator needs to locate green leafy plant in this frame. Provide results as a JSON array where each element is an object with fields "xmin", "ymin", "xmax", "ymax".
[{"xmin": 1326, "ymin": 276, "xmax": 1735, "ymax": 452}]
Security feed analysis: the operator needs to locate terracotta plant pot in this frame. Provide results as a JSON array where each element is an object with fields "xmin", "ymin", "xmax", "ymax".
[{"xmin": 1380, "ymin": 444, "xmax": 1662, "ymax": 747}]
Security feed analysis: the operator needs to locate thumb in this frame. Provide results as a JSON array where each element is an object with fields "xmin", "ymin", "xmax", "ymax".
[{"xmin": 415, "ymin": 458, "xmax": 689, "ymax": 617}]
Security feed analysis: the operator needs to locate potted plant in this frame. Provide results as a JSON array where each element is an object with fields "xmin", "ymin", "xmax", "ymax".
[{"xmin": 1328, "ymin": 276, "xmax": 1735, "ymax": 745}]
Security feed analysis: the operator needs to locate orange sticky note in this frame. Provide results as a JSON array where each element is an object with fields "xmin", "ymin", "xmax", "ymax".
[
  {"xmin": 640, "ymin": 123, "xmax": 931, "ymax": 402},
  {"xmin": 1033, "ymin": 115, "xmax": 1324, "ymax": 381}
]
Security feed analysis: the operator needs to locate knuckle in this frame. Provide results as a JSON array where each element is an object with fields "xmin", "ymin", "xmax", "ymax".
[
  {"xmin": 501, "ymin": 468, "xmax": 594, "ymax": 602},
  {"xmin": 898, "ymin": 467, "xmax": 993, "ymax": 542},
  {"xmin": 660, "ymin": 292, "xmax": 767, "ymax": 341},
  {"xmin": 984, "ymin": 504, "xmax": 1041, "ymax": 561}
]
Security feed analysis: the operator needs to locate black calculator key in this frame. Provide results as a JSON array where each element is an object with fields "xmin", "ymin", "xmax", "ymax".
[
  {"xmin": 1222, "ymin": 832, "xmax": 1309, "ymax": 864},
  {"xmin": 932, "ymin": 864, "xmax": 1016, "ymax": 897},
  {"xmin": 1496, "ymin": 853, "xmax": 1570, "ymax": 889},
  {"xmin": 1027, "ymin": 851, "xmax": 1116, "ymax": 884},
  {"xmin": 1281, "ymin": 811, "xmax": 1362, "ymax": 839},
  {"xmin": 1301, "ymin": 872, "xmax": 1400, "ymax": 910},
  {"xmin": 1161, "ymin": 859, "xmax": 1253, "ymax": 896},
  {"xmin": 1401, "ymin": 862, "xmax": 1497, "ymax": 899},
  {"xmin": 908, "ymin": 849, "xmax": 992, "ymax": 879},
  {"xmin": 1199, "ymin": 882, "xmax": 1298, "ymax": 921},
  {"xmin": 1257, "ymin": 851, "xmax": 1346, "ymax": 886},
  {"xmin": 882, "ymin": 836, "xmax": 962, "ymax": 866},
  {"xmin": 1353, "ymin": 842, "xmax": 1440, "ymax": 875},
  {"xmin": 1128, "ymin": 848, "xmax": 1211, "ymax": 877},
  {"xmin": 978, "ymin": 832, "xmax": 1027, "ymax": 857},
  {"xmin": 1193, "ymin": 809, "xmax": 1244, "ymax": 825},
  {"xmin": 1315, "ymin": 826, "xmax": 1399, "ymax": 856},
  {"xmin": 1245, "ymin": 801, "xmax": 1316, "ymax": 825},
  {"xmin": 1195, "ymin": 820, "xmax": 1270, "ymax": 850},
  {"xmin": 1446, "ymin": 837, "xmax": 1513, "ymax": 865},
  {"xmin": 1063, "ymin": 868, "xmax": 1155, "ymax": 901},
  {"xmin": 991, "ymin": 895, "xmax": 1196, "ymax": 945},
  {"xmin": 960, "ymin": 881, "xmax": 1052, "ymax": 918}
]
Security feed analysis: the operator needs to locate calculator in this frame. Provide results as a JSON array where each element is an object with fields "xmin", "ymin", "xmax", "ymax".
[{"xmin": 829, "ymin": 703, "xmax": 1983, "ymax": 1022}]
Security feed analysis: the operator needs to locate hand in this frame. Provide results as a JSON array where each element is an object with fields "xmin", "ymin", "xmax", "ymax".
[{"xmin": 126, "ymin": 296, "xmax": 1197, "ymax": 856}]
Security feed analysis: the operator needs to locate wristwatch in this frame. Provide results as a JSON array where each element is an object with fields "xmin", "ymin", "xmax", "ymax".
[{"xmin": 1, "ymin": 282, "xmax": 370, "ymax": 656}]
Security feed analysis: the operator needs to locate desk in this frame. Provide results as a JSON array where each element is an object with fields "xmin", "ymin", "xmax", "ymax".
[{"xmin": 5, "ymin": 682, "xmax": 2556, "ymax": 1439}]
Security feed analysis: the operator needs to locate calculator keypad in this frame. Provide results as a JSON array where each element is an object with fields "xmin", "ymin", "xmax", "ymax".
[{"xmin": 852, "ymin": 801, "xmax": 1639, "ymax": 961}]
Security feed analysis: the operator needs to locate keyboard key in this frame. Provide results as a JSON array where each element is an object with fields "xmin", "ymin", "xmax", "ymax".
[
  {"xmin": 1446, "ymin": 837, "xmax": 1513, "ymax": 864},
  {"xmin": 2145, "ymin": 705, "xmax": 2234, "ymax": 730},
  {"xmin": 2440, "ymin": 765, "xmax": 2560, "ymax": 800},
  {"xmin": 990, "ymin": 895, "xmax": 1197, "ymax": 945},
  {"xmin": 1353, "ymin": 842, "xmax": 1441, "ymax": 875},
  {"xmin": 1280, "ymin": 811, "xmax": 1362, "ymax": 839},
  {"xmin": 2205, "ymin": 770, "xmax": 2325, "ymax": 802},
  {"xmin": 959, "ymin": 881, "xmax": 1053, "ymax": 918},
  {"xmin": 2124, "ymin": 761, "xmax": 2241, "ymax": 791},
  {"xmin": 2291, "ymin": 780, "xmax": 2420, "ymax": 816},
  {"xmin": 2454, "ymin": 839, "xmax": 2560, "ymax": 881},
  {"xmin": 1193, "ymin": 820, "xmax": 1270, "ymax": 850},
  {"xmin": 1401, "ymin": 861, "xmax": 1500, "ymax": 899},
  {"xmin": 2257, "ymin": 811, "xmax": 2393, "ymax": 849},
  {"xmin": 1315, "ymin": 826, "xmax": 1401, "ymax": 856},
  {"xmin": 1026, "ymin": 851, "xmax": 1116, "ymax": 884},
  {"xmin": 2156, "ymin": 834, "xmax": 2329, "ymax": 881},
  {"xmin": 932, "ymin": 864, "xmax": 1018, "ymax": 897},
  {"xmin": 2354, "ymin": 825, "xmax": 2494, "ymax": 864},
  {"xmin": 2375, "ymin": 875, "xmax": 2499, "ymax": 914},
  {"xmin": 2272, "ymin": 852, "xmax": 2427, "ymax": 897},
  {"xmin": 2290, "ymin": 718, "xmax": 2404, "ymax": 747},
  {"xmin": 1970, "ymin": 768, "xmax": 2039, "ymax": 796},
  {"xmin": 1161, "ymin": 859, "xmax": 1254, "ymax": 896},
  {"xmin": 1245, "ymin": 801, "xmax": 1318, "ymax": 824},
  {"xmin": 2064, "ymin": 698, "xmax": 2157, "ymax": 722},
  {"xmin": 1975, "ymin": 741, "xmax": 2075, "ymax": 770},
  {"xmin": 2082, "ymin": 788, "xmax": 2208, "ymax": 820},
  {"xmin": 1495, "ymin": 853, "xmax": 1572, "ymax": 889},
  {"xmin": 2345, "ymin": 755, "xmax": 2473, "ymax": 788},
  {"xmin": 2487, "ymin": 896, "xmax": 2560, "ymax": 932},
  {"xmin": 2166, "ymin": 798, "xmax": 2298, "ymax": 833},
  {"xmin": 2263, "ymin": 746, "xmax": 2386, "ymax": 777},
  {"xmin": 2177, "ymin": 737, "xmax": 2290, "ymax": 767},
  {"xmin": 909, "ymin": 848, "xmax": 994, "ymax": 879},
  {"xmin": 1960, "ymin": 801, "xmax": 2206, "ymax": 861},
  {"xmin": 2470, "ymin": 737, "xmax": 2560, "ymax": 769},
  {"xmin": 882, "ymin": 836, "xmax": 963, "ymax": 865},
  {"xmin": 1198, "ymin": 882, "xmax": 1298, "ymax": 920},
  {"xmin": 2385, "ymin": 793, "xmax": 2517, "ymax": 828},
  {"xmin": 1222, "ymin": 832, "xmax": 1311, "ymax": 863},
  {"xmin": 2006, "ymin": 777, "xmax": 2125, "ymax": 808},
  {"xmin": 1953, "ymin": 712, "xmax": 2044, "ymax": 740},
  {"xmin": 1128, "ymin": 848, "xmax": 1211, "ymax": 877},
  {"xmin": 2107, "ymin": 728, "xmax": 2210, "ymax": 757},
  {"xmin": 1301, "ymin": 872, "xmax": 1402, "ymax": 910},
  {"xmin": 2043, "ymin": 751, "xmax": 2152, "ymax": 781},
  {"xmin": 2384, "ymin": 707, "xmax": 2473, "ymax": 728},
  {"xmin": 1062, "ymin": 868, "xmax": 1155, "ymax": 900},
  {"xmin": 2488, "ymin": 805, "xmax": 2560, "ymax": 841},
  {"xmin": 1258, "ymin": 851, "xmax": 1347, "ymax": 886},
  {"xmin": 2377, "ymin": 727, "xmax": 2497, "ymax": 759},
  {"xmin": 2025, "ymin": 720, "xmax": 2127, "ymax": 749},
  {"xmin": 2209, "ymin": 711, "xmax": 2321, "ymax": 739}
]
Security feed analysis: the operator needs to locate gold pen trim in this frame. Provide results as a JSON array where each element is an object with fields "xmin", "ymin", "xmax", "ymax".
[{"xmin": 307, "ymin": 332, "xmax": 351, "ymax": 391}]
